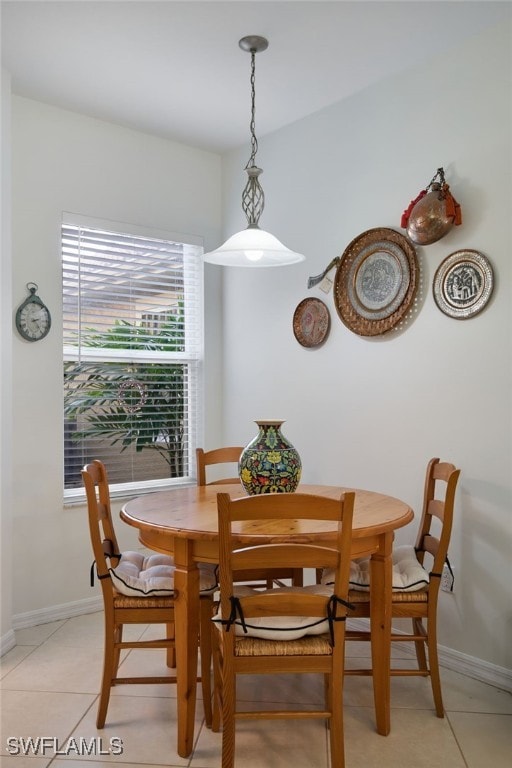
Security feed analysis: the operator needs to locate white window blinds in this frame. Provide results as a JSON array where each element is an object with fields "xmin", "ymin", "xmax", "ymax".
[{"xmin": 62, "ymin": 217, "xmax": 203, "ymax": 495}]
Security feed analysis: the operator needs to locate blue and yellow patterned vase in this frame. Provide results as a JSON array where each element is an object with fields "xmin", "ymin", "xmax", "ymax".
[{"xmin": 239, "ymin": 420, "xmax": 302, "ymax": 495}]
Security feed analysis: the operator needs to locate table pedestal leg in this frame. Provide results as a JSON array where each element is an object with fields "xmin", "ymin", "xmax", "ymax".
[
  {"xmin": 370, "ymin": 533, "xmax": 393, "ymax": 736},
  {"xmin": 173, "ymin": 539, "xmax": 200, "ymax": 758}
]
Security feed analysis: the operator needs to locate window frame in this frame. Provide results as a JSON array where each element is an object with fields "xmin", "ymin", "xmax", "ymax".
[{"xmin": 62, "ymin": 212, "xmax": 205, "ymax": 502}]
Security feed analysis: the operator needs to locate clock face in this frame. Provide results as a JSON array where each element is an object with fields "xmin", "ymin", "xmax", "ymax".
[{"xmin": 16, "ymin": 301, "xmax": 51, "ymax": 341}]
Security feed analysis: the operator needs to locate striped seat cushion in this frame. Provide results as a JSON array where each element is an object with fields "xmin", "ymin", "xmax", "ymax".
[
  {"xmin": 213, "ymin": 584, "xmax": 335, "ymax": 641},
  {"xmin": 110, "ymin": 551, "xmax": 217, "ymax": 597},
  {"xmin": 322, "ymin": 545, "xmax": 429, "ymax": 593}
]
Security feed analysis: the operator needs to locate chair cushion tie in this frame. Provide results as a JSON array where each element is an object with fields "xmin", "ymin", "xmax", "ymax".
[
  {"xmin": 90, "ymin": 551, "xmax": 218, "ymax": 597},
  {"xmin": 212, "ymin": 584, "xmax": 347, "ymax": 641},
  {"xmin": 323, "ymin": 545, "xmax": 430, "ymax": 592},
  {"xmin": 326, "ymin": 594, "xmax": 355, "ymax": 646}
]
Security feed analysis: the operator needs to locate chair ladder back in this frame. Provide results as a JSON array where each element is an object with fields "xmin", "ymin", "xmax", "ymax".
[
  {"xmin": 98, "ymin": 501, "xmax": 118, "ymax": 544},
  {"xmin": 223, "ymin": 490, "xmax": 349, "ymax": 522},
  {"xmin": 209, "ymin": 454, "xmax": 310, "ymax": 589},
  {"xmin": 82, "ymin": 462, "xmax": 118, "ymax": 584},
  {"xmin": 432, "ymin": 465, "xmax": 459, "ymax": 576},
  {"xmin": 337, "ymin": 493, "xmax": 355, "ymax": 596},
  {"xmin": 101, "ymin": 537, "xmax": 121, "ymax": 566},
  {"xmin": 415, "ymin": 458, "xmax": 460, "ymax": 574},
  {"xmin": 231, "ymin": 542, "xmax": 340, "ymax": 575},
  {"xmin": 238, "ymin": 588, "xmax": 335, "ymax": 624},
  {"xmin": 216, "ymin": 491, "xmax": 354, "ymax": 631},
  {"xmin": 217, "ymin": 492, "xmax": 236, "ymax": 601},
  {"xmin": 196, "ymin": 447, "xmax": 244, "ymax": 486}
]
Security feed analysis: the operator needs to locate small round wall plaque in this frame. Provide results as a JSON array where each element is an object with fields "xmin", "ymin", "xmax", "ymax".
[
  {"xmin": 433, "ymin": 249, "xmax": 494, "ymax": 319},
  {"xmin": 293, "ymin": 297, "xmax": 330, "ymax": 348}
]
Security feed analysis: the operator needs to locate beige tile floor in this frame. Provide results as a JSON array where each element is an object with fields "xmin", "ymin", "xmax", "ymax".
[{"xmin": 1, "ymin": 612, "xmax": 511, "ymax": 768}]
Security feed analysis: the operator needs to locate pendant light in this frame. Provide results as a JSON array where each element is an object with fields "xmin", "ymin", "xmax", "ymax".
[{"xmin": 203, "ymin": 36, "xmax": 305, "ymax": 268}]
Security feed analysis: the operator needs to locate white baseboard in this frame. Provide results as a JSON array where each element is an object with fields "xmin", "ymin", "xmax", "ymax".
[
  {"xmin": 0, "ymin": 629, "xmax": 16, "ymax": 656},
  {"xmin": 435, "ymin": 642, "xmax": 512, "ymax": 693},
  {"xmin": 347, "ymin": 617, "xmax": 512, "ymax": 694},
  {"xmin": 11, "ymin": 595, "xmax": 103, "ymax": 630},
  {"xmin": 2, "ymin": 601, "xmax": 511, "ymax": 694}
]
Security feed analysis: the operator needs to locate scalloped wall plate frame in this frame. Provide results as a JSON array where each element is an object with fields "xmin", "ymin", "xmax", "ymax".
[{"xmin": 333, "ymin": 227, "xmax": 419, "ymax": 337}]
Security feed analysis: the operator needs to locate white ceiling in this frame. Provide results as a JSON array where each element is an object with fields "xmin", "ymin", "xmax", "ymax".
[{"xmin": 2, "ymin": 1, "xmax": 510, "ymax": 154}]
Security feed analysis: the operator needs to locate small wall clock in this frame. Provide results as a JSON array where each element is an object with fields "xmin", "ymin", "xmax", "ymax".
[{"xmin": 15, "ymin": 283, "xmax": 52, "ymax": 341}]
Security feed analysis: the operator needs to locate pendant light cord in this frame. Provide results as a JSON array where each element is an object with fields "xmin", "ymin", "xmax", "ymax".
[
  {"xmin": 246, "ymin": 49, "xmax": 258, "ymax": 170},
  {"xmin": 241, "ymin": 45, "xmax": 265, "ymax": 227}
]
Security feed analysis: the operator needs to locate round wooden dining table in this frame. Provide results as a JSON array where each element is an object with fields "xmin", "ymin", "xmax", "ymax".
[{"xmin": 121, "ymin": 482, "xmax": 413, "ymax": 758}]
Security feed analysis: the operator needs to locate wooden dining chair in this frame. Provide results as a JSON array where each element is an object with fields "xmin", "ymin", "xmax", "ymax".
[
  {"xmin": 196, "ymin": 446, "xmax": 244, "ymax": 486},
  {"xmin": 344, "ymin": 457, "xmax": 460, "ymax": 717},
  {"xmin": 82, "ymin": 459, "xmax": 216, "ymax": 728},
  {"xmin": 212, "ymin": 490, "xmax": 355, "ymax": 768},
  {"xmin": 196, "ymin": 446, "xmax": 303, "ymax": 588}
]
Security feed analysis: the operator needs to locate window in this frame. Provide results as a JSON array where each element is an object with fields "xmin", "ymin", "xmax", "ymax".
[{"xmin": 63, "ymin": 214, "xmax": 203, "ymax": 496}]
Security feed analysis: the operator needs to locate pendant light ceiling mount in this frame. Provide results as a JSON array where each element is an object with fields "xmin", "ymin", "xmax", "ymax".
[
  {"xmin": 238, "ymin": 35, "xmax": 268, "ymax": 54},
  {"xmin": 203, "ymin": 35, "xmax": 305, "ymax": 268}
]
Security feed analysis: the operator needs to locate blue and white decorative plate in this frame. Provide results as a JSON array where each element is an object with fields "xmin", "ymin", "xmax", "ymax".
[{"xmin": 334, "ymin": 227, "xmax": 418, "ymax": 336}]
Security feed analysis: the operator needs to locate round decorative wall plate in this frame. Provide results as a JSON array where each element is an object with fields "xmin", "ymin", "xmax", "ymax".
[
  {"xmin": 293, "ymin": 297, "xmax": 330, "ymax": 348},
  {"xmin": 433, "ymin": 249, "xmax": 494, "ymax": 319},
  {"xmin": 333, "ymin": 228, "xmax": 418, "ymax": 336}
]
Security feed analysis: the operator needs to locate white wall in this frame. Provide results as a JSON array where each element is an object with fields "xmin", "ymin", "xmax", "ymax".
[
  {"xmin": 219, "ymin": 21, "xmax": 512, "ymax": 676},
  {"xmin": 1, "ymin": 70, "xmax": 14, "ymax": 652},
  {"xmin": 7, "ymin": 98, "xmax": 222, "ymax": 623},
  {"xmin": 3, "ymin": 16, "xmax": 510, "ymax": 687}
]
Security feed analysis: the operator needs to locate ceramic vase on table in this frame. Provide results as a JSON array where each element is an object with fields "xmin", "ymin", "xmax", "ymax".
[{"xmin": 239, "ymin": 420, "xmax": 302, "ymax": 495}]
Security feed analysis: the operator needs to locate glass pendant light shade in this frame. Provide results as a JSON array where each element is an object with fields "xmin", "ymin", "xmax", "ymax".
[
  {"xmin": 203, "ymin": 35, "xmax": 305, "ymax": 268},
  {"xmin": 203, "ymin": 226, "xmax": 305, "ymax": 267}
]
